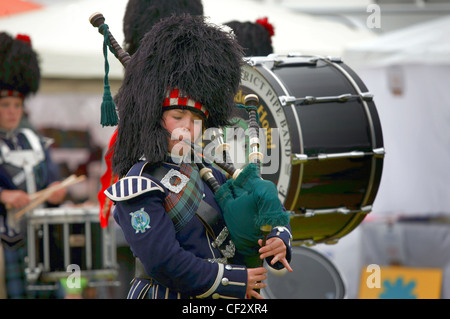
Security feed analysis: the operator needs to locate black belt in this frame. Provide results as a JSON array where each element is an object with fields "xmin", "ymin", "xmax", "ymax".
[{"xmin": 135, "ymin": 258, "xmax": 151, "ymax": 280}]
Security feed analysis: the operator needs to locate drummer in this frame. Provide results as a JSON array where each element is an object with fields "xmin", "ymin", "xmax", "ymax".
[
  {"xmin": 0, "ymin": 32, "xmax": 66, "ymax": 298},
  {"xmin": 104, "ymin": 14, "xmax": 292, "ymax": 299},
  {"xmin": 224, "ymin": 17, "xmax": 275, "ymax": 57}
]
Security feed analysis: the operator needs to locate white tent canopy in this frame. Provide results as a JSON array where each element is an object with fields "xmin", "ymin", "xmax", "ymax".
[
  {"xmin": 342, "ymin": 17, "xmax": 450, "ymax": 218},
  {"xmin": 343, "ymin": 15, "xmax": 450, "ymax": 69},
  {"xmin": 202, "ymin": 0, "xmax": 376, "ymax": 57},
  {"xmin": 0, "ymin": 0, "xmax": 128, "ymax": 79},
  {"xmin": 0, "ymin": 0, "xmax": 377, "ymax": 79}
]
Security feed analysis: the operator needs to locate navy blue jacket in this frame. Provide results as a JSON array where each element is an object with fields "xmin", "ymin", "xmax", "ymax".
[
  {"xmin": 0, "ymin": 128, "xmax": 60, "ymax": 246},
  {"xmin": 107, "ymin": 160, "xmax": 292, "ymax": 299}
]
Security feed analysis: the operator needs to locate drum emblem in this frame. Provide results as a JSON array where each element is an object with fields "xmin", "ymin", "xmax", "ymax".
[{"xmin": 130, "ymin": 208, "xmax": 151, "ymax": 233}]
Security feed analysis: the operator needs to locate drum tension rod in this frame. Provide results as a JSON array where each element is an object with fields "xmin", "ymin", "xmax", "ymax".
[
  {"xmin": 291, "ymin": 148, "xmax": 385, "ymax": 165},
  {"xmin": 279, "ymin": 92, "xmax": 373, "ymax": 106},
  {"xmin": 246, "ymin": 55, "xmax": 319, "ymax": 69},
  {"xmin": 299, "ymin": 205, "xmax": 373, "ymax": 217}
]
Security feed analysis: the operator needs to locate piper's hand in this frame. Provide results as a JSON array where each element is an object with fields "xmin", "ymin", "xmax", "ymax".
[
  {"xmin": 0, "ymin": 190, "xmax": 30, "ymax": 209},
  {"xmin": 246, "ymin": 267, "xmax": 267, "ymax": 299},
  {"xmin": 258, "ymin": 237, "xmax": 293, "ymax": 272}
]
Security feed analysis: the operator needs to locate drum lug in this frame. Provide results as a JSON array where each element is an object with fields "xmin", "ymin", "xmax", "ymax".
[
  {"xmin": 302, "ymin": 240, "xmax": 317, "ymax": 247},
  {"xmin": 325, "ymin": 56, "xmax": 342, "ymax": 63},
  {"xmin": 25, "ymin": 263, "xmax": 43, "ymax": 283},
  {"xmin": 373, "ymin": 147, "xmax": 385, "ymax": 158},
  {"xmin": 325, "ymin": 239, "xmax": 340, "ymax": 245},
  {"xmin": 291, "ymin": 153, "xmax": 308, "ymax": 165},
  {"xmin": 279, "ymin": 95, "xmax": 296, "ymax": 106},
  {"xmin": 245, "ymin": 55, "xmax": 277, "ymax": 68},
  {"xmin": 361, "ymin": 92, "xmax": 374, "ymax": 102}
]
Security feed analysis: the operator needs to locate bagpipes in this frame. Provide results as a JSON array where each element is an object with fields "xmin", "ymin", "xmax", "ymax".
[{"xmin": 90, "ymin": 13, "xmax": 290, "ymax": 268}]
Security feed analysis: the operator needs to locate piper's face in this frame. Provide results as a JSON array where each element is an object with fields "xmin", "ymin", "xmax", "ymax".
[
  {"xmin": 0, "ymin": 96, "xmax": 24, "ymax": 131},
  {"xmin": 162, "ymin": 108, "xmax": 204, "ymax": 156}
]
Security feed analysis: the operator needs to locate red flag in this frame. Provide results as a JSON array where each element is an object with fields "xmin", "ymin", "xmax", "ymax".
[{"xmin": 98, "ymin": 130, "xmax": 117, "ymax": 228}]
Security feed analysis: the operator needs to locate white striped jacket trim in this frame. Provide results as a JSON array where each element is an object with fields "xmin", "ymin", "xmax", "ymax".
[
  {"xmin": 127, "ymin": 280, "xmax": 142, "ymax": 299},
  {"xmin": 196, "ymin": 263, "xmax": 224, "ymax": 299},
  {"xmin": 104, "ymin": 176, "xmax": 164, "ymax": 202}
]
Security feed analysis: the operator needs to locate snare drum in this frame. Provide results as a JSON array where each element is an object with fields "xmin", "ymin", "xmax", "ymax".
[
  {"xmin": 261, "ymin": 245, "xmax": 346, "ymax": 299},
  {"xmin": 25, "ymin": 207, "xmax": 117, "ymax": 283},
  {"xmin": 231, "ymin": 55, "xmax": 384, "ymax": 245}
]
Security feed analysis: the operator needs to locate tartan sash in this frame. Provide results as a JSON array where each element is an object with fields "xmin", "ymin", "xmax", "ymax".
[{"xmin": 163, "ymin": 163, "xmax": 204, "ymax": 232}]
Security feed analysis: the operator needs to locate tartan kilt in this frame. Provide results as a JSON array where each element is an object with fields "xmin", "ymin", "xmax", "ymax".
[
  {"xmin": 2, "ymin": 242, "xmax": 28, "ymax": 299},
  {"xmin": 2, "ymin": 241, "xmax": 63, "ymax": 299}
]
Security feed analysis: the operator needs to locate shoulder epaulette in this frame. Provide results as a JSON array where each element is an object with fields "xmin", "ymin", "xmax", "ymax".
[{"xmin": 105, "ymin": 176, "xmax": 164, "ymax": 202}]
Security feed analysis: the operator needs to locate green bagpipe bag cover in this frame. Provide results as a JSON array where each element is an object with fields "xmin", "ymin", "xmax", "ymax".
[{"xmin": 214, "ymin": 163, "xmax": 290, "ymax": 268}]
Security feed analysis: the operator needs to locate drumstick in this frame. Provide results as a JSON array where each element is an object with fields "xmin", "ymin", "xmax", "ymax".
[
  {"xmin": 29, "ymin": 174, "xmax": 76, "ymax": 201},
  {"xmin": 5, "ymin": 175, "xmax": 76, "ymax": 210},
  {"xmin": 14, "ymin": 175, "xmax": 86, "ymax": 220},
  {"xmin": 14, "ymin": 175, "xmax": 85, "ymax": 219}
]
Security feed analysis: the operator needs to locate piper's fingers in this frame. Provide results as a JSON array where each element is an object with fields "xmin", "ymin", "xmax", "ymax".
[
  {"xmin": 252, "ymin": 281, "xmax": 266, "ymax": 290},
  {"xmin": 251, "ymin": 273, "xmax": 267, "ymax": 283},
  {"xmin": 249, "ymin": 289, "xmax": 265, "ymax": 299},
  {"xmin": 259, "ymin": 238, "xmax": 285, "ymax": 251},
  {"xmin": 279, "ymin": 257, "xmax": 294, "ymax": 272},
  {"xmin": 247, "ymin": 267, "xmax": 267, "ymax": 284}
]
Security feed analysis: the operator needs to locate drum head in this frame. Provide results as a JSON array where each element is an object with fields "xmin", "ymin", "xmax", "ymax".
[{"xmin": 262, "ymin": 245, "xmax": 346, "ymax": 299}]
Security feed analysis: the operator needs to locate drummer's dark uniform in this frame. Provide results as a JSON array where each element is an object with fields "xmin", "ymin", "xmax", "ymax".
[
  {"xmin": 106, "ymin": 160, "xmax": 292, "ymax": 299},
  {"xmin": 0, "ymin": 128, "xmax": 60, "ymax": 298}
]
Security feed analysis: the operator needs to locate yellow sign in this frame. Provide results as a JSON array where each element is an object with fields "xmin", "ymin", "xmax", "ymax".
[{"xmin": 359, "ymin": 265, "xmax": 442, "ymax": 299}]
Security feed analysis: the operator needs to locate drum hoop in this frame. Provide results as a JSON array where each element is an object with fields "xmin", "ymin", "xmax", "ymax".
[
  {"xmin": 27, "ymin": 208, "xmax": 100, "ymax": 224},
  {"xmin": 25, "ymin": 207, "xmax": 117, "ymax": 283},
  {"xmin": 264, "ymin": 245, "xmax": 346, "ymax": 299},
  {"xmin": 326, "ymin": 60, "xmax": 379, "ymax": 208},
  {"xmin": 292, "ymin": 247, "xmax": 346, "ymax": 298}
]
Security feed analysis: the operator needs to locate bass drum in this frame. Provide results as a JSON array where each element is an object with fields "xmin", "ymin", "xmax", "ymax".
[
  {"xmin": 261, "ymin": 245, "xmax": 346, "ymax": 299},
  {"xmin": 230, "ymin": 55, "xmax": 384, "ymax": 245}
]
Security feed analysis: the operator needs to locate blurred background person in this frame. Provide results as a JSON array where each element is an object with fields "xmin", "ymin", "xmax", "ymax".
[
  {"xmin": 224, "ymin": 17, "xmax": 275, "ymax": 56},
  {"xmin": 123, "ymin": 0, "xmax": 204, "ymax": 56},
  {"xmin": 0, "ymin": 32, "xmax": 66, "ymax": 299}
]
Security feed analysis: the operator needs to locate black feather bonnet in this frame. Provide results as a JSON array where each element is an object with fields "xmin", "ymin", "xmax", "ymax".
[
  {"xmin": 0, "ymin": 32, "xmax": 40, "ymax": 99},
  {"xmin": 112, "ymin": 14, "xmax": 244, "ymax": 177},
  {"xmin": 123, "ymin": 0, "xmax": 204, "ymax": 55},
  {"xmin": 224, "ymin": 20, "xmax": 274, "ymax": 57}
]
